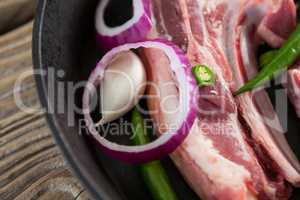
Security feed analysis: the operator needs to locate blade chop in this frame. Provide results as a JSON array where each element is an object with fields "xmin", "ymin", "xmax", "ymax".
[{"xmin": 141, "ymin": 0, "xmax": 300, "ymax": 199}]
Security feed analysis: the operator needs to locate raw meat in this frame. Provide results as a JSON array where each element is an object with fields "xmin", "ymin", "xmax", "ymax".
[
  {"xmin": 215, "ymin": 0, "xmax": 300, "ymax": 186},
  {"xmin": 256, "ymin": 0, "xmax": 300, "ymax": 119},
  {"xmin": 140, "ymin": 0, "xmax": 300, "ymax": 199},
  {"xmin": 287, "ymin": 63, "xmax": 300, "ymax": 117}
]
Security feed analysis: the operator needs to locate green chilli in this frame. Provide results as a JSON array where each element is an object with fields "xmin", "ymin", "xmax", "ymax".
[
  {"xmin": 131, "ymin": 108, "xmax": 178, "ymax": 200},
  {"xmin": 259, "ymin": 50, "xmax": 278, "ymax": 69},
  {"xmin": 192, "ymin": 65, "xmax": 215, "ymax": 87},
  {"xmin": 234, "ymin": 24, "xmax": 300, "ymax": 96}
]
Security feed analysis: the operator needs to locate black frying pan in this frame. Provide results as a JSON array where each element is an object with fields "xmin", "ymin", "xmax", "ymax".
[{"xmin": 32, "ymin": 0, "xmax": 300, "ymax": 199}]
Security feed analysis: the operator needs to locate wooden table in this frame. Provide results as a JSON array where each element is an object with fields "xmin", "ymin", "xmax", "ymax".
[{"xmin": 0, "ymin": 1, "xmax": 90, "ymax": 199}]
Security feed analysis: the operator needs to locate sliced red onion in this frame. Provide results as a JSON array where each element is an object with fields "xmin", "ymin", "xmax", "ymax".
[
  {"xmin": 95, "ymin": 0, "xmax": 152, "ymax": 50},
  {"xmin": 82, "ymin": 39, "xmax": 198, "ymax": 164}
]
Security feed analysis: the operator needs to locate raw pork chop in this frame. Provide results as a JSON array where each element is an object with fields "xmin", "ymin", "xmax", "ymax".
[{"xmin": 139, "ymin": 0, "xmax": 300, "ymax": 199}]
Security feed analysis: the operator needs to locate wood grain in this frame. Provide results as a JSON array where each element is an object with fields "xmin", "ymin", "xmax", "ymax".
[
  {"xmin": 0, "ymin": 0, "xmax": 36, "ymax": 34},
  {"xmin": 0, "ymin": 21, "xmax": 90, "ymax": 200}
]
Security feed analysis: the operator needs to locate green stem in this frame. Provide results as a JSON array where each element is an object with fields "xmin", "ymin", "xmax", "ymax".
[
  {"xmin": 131, "ymin": 108, "xmax": 178, "ymax": 200},
  {"xmin": 259, "ymin": 50, "xmax": 278, "ymax": 69}
]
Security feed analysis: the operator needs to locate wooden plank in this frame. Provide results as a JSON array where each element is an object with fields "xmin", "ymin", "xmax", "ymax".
[
  {"xmin": 0, "ymin": 21, "xmax": 90, "ymax": 200},
  {"xmin": 0, "ymin": 0, "xmax": 35, "ymax": 34}
]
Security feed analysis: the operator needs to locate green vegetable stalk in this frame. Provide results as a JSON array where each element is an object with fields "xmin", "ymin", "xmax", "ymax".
[
  {"xmin": 259, "ymin": 50, "xmax": 278, "ymax": 69},
  {"xmin": 234, "ymin": 24, "xmax": 300, "ymax": 96},
  {"xmin": 131, "ymin": 108, "xmax": 178, "ymax": 200}
]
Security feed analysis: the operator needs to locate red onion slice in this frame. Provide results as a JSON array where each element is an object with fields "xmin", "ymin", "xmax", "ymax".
[
  {"xmin": 82, "ymin": 39, "xmax": 198, "ymax": 164},
  {"xmin": 95, "ymin": 0, "xmax": 152, "ymax": 50}
]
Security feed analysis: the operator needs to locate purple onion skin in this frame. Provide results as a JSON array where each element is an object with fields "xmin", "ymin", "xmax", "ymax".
[
  {"xmin": 96, "ymin": 0, "xmax": 152, "ymax": 51},
  {"xmin": 91, "ymin": 106, "xmax": 197, "ymax": 164},
  {"xmin": 83, "ymin": 39, "xmax": 198, "ymax": 164}
]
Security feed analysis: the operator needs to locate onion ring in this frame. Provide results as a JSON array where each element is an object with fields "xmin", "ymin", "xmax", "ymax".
[
  {"xmin": 95, "ymin": 0, "xmax": 152, "ymax": 50},
  {"xmin": 82, "ymin": 39, "xmax": 198, "ymax": 164}
]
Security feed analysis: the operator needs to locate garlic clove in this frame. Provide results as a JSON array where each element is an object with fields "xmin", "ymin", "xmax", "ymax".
[{"xmin": 96, "ymin": 51, "xmax": 146, "ymax": 125}]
